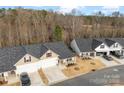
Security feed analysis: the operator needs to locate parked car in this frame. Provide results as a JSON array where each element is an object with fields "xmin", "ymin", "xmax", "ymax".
[
  {"xmin": 103, "ymin": 55, "xmax": 113, "ymax": 61},
  {"xmin": 20, "ymin": 72, "xmax": 31, "ymax": 86},
  {"xmin": 112, "ymin": 52, "xmax": 124, "ymax": 59}
]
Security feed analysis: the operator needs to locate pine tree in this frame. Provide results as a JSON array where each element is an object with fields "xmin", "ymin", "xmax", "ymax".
[{"xmin": 53, "ymin": 25, "xmax": 62, "ymax": 41}]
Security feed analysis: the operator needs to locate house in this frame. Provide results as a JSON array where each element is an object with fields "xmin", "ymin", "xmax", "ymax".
[
  {"xmin": 71, "ymin": 38, "xmax": 124, "ymax": 57},
  {"xmin": 0, "ymin": 41, "xmax": 75, "ymax": 83},
  {"xmin": 43, "ymin": 42, "xmax": 76, "ymax": 66}
]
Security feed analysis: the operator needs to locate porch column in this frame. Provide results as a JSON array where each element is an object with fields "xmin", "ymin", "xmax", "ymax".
[
  {"xmin": 4, "ymin": 72, "xmax": 8, "ymax": 81},
  {"xmin": 107, "ymin": 51, "xmax": 110, "ymax": 55}
]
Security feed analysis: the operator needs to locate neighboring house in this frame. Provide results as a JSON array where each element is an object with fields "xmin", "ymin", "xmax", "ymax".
[
  {"xmin": 43, "ymin": 42, "xmax": 76, "ymax": 66},
  {"xmin": 0, "ymin": 42, "xmax": 75, "ymax": 82},
  {"xmin": 71, "ymin": 38, "xmax": 124, "ymax": 57}
]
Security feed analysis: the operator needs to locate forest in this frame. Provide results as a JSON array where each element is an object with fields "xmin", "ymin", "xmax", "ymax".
[{"xmin": 0, "ymin": 8, "xmax": 124, "ymax": 47}]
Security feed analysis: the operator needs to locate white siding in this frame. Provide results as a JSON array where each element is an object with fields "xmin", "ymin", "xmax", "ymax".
[
  {"xmin": 71, "ymin": 40, "xmax": 81, "ymax": 55},
  {"xmin": 40, "ymin": 57, "xmax": 58, "ymax": 68},
  {"xmin": 16, "ymin": 62, "xmax": 42, "ymax": 74},
  {"xmin": 62, "ymin": 57, "xmax": 76, "ymax": 65},
  {"xmin": 95, "ymin": 43, "xmax": 110, "ymax": 52},
  {"xmin": 109, "ymin": 42, "xmax": 123, "ymax": 51}
]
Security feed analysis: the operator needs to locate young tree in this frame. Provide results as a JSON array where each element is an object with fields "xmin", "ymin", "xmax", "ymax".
[{"xmin": 53, "ymin": 25, "xmax": 62, "ymax": 41}]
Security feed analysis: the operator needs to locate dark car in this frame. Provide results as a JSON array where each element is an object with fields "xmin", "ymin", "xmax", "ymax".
[
  {"xmin": 112, "ymin": 52, "xmax": 124, "ymax": 59},
  {"xmin": 20, "ymin": 72, "xmax": 31, "ymax": 86},
  {"xmin": 103, "ymin": 55, "xmax": 113, "ymax": 61}
]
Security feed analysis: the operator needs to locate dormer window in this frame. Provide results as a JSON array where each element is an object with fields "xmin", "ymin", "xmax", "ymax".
[
  {"xmin": 67, "ymin": 58, "xmax": 72, "ymax": 62},
  {"xmin": 24, "ymin": 56, "xmax": 31, "ymax": 62},
  {"xmin": 113, "ymin": 43, "xmax": 118, "ymax": 48},
  {"xmin": 100, "ymin": 45, "xmax": 105, "ymax": 49},
  {"xmin": 46, "ymin": 53, "xmax": 52, "ymax": 57},
  {"xmin": 115, "ymin": 44, "xmax": 118, "ymax": 47}
]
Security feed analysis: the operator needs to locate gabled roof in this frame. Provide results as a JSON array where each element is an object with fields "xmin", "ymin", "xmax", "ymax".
[
  {"xmin": 110, "ymin": 38, "xmax": 124, "ymax": 47},
  {"xmin": 0, "ymin": 46, "xmax": 26, "ymax": 73},
  {"xmin": 75, "ymin": 38, "xmax": 93, "ymax": 52},
  {"xmin": 74, "ymin": 38, "xmax": 124, "ymax": 52},
  {"xmin": 92, "ymin": 39, "xmax": 103, "ymax": 50},
  {"xmin": 23, "ymin": 44, "xmax": 48, "ymax": 58},
  {"xmin": 43, "ymin": 42, "xmax": 75, "ymax": 59},
  {"xmin": 0, "ymin": 41, "xmax": 75, "ymax": 73},
  {"xmin": 104, "ymin": 39, "xmax": 116, "ymax": 47}
]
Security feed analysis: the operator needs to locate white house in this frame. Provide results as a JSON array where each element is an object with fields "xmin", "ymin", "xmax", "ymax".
[
  {"xmin": 71, "ymin": 38, "xmax": 124, "ymax": 57},
  {"xmin": 0, "ymin": 42, "xmax": 76, "ymax": 83}
]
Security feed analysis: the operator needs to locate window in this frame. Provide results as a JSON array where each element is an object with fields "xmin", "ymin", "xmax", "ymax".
[
  {"xmin": 113, "ymin": 43, "xmax": 118, "ymax": 48},
  {"xmin": 115, "ymin": 44, "xmax": 118, "ymax": 47},
  {"xmin": 46, "ymin": 53, "xmax": 52, "ymax": 57},
  {"xmin": 85, "ymin": 53, "xmax": 89, "ymax": 56},
  {"xmin": 24, "ymin": 56, "xmax": 31, "ymax": 62},
  {"xmin": 67, "ymin": 58, "xmax": 72, "ymax": 61},
  {"xmin": 100, "ymin": 45, "xmax": 105, "ymax": 48}
]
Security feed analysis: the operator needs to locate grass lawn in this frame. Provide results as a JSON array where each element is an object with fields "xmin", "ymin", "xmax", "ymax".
[
  {"xmin": 38, "ymin": 68, "xmax": 49, "ymax": 85},
  {"xmin": 62, "ymin": 56, "xmax": 105, "ymax": 77}
]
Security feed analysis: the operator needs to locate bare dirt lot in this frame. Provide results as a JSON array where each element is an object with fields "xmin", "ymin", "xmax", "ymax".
[{"xmin": 62, "ymin": 57, "xmax": 105, "ymax": 77}]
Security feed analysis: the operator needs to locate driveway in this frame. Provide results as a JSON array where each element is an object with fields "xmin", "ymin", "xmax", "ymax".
[
  {"xmin": 110, "ymin": 55, "xmax": 124, "ymax": 64},
  {"xmin": 28, "ymin": 72, "xmax": 45, "ymax": 86},
  {"xmin": 43, "ymin": 66, "xmax": 68, "ymax": 85},
  {"xmin": 95, "ymin": 56, "xmax": 119, "ymax": 67},
  {"xmin": 53, "ymin": 65, "xmax": 124, "ymax": 86}
]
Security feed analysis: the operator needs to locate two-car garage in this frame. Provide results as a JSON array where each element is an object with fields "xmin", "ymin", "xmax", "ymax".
[
  {"xmin": 16, "ymin": 57, "xmax": 59, "ymax": 74},
  {"xmin": 40, "ymin": 57, "xmax": 58, "ymax": 68}
]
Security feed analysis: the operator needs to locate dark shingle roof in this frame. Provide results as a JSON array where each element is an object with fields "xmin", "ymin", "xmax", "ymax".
[
  {"xmin": 74, "ymin": 38, "xmax": 124, "ymax": 52},
  {"xmin": 104, "ymin": 39, "xmax": 116, "ymax": 47},
  {"xmin": 0, "ymin": 46, "xmax": 26, "ymax": 73},
  {"xmin": 23, "ymin": 44, "xmax": 48, "ymax": 58},
  {"xmin": 92, "ymin": 39, "xmax": 103, "ymax": 50},
  {"xmin": 43, "ymin": 42, "xmax": 75, "ymax": 59},
  {"xmin": 75, "ymin": 38, "xmax": 93, "ymax": 52},
  {"xmin": 0, "ymin": 41, "xmax": 75, "ymax": 73},
  {"xmin": 111, "ymin": 38, "xmax": 124, "ymax": 46}
]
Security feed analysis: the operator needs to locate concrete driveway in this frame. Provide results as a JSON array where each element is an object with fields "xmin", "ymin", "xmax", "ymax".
[
  {"xmin": 28, "ymin": 72, "xmax": 45, "ymax": 86},
  {"xmin": 110, "ymin": 55, "xmax": 124, "ymax": 64},
  {"xmin": 95, "ymin": 56, "xmax": 119, "ymax": 67},
  {"xmin": 43, "ymin": 66, "xmax": 68, "ymax": 85}
]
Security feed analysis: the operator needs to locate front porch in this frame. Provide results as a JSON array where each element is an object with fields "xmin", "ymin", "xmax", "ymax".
[
  {"xmin": 59, "ymin": 57, "xmax": 76, "ymax": 66},
  {"xmin": 0, "ymin": 70, "xmax": 20, "ymax": 86}
]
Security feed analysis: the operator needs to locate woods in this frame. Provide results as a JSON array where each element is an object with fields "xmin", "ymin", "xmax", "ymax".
[{"xmin": 0, "ymin": 8, "xmax": 124, "ymax": 48}]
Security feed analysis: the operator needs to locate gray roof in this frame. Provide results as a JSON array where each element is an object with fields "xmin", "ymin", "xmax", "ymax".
[
  {"xmin": 0, "ymin": 42, "xmax": 75, "ymax": 73},
  {"xmin": 23, "ymin": 44, "xmax": 48, "ymax": 58},
  {"xmin": 110, "ymin": 38, "xmax": 124, "ymax": 46},
  {"xmin": 0, "ymin": 46, "xmax": 26, "ymax": 73},
  {"xmin": 75, "ymin": 38, "xmax": 124, "ymax": 52},
  {"xmin": 43, "ymin": 42, "xmax": 75, "ymax": 59},
  {"xmin": 104, "ymin": 39, "xmax": 116, "ymax": 47},
  {"xmin": 92, "ymin": 39, "xmax": 103, "ymax": 50},
  {"xmin": 75, "ymin": 38, "xmax": 93, "ymax": 52}
]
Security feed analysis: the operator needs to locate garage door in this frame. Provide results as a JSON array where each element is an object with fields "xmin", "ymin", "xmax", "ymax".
[
  {"xmin": 16, "ymin": 62, "xmax": 41, "ymax": 74},
  {"xmin": 41, "ymin": 57, "xmax": 58, "ymax": 68}
]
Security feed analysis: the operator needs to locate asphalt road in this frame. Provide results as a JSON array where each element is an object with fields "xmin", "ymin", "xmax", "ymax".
[{"xmin": 53, "ymin": 65, "xmax": 124, "ymax": 86}]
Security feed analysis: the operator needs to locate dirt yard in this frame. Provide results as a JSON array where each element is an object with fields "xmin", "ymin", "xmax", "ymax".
[
  {"xmin": 3, "ymin": 81, "xmax": 20, "ymax": 86},
  {"xmin": 62, "ymin": 57, "xmax": 105, "ymax": 77},
  {"xmin": 38, "ymin": 68, "xmax": 49, "ymax": 85}
]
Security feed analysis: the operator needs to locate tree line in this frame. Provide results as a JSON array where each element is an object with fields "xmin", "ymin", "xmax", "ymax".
[{"xmin": 0, "ymin": 8, "xmax": 124, "ymax": 48}]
